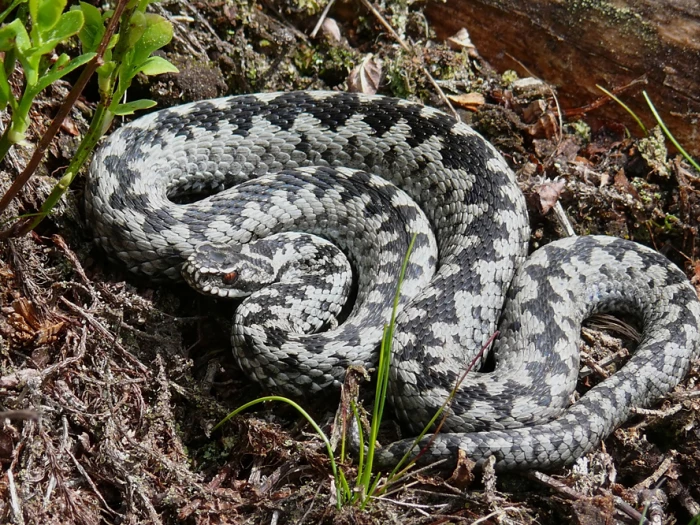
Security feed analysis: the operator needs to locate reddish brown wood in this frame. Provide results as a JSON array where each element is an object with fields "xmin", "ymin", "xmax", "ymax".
[{"xmin": 426, "ymin": 0, "xmax": 700, "ymax": 155}]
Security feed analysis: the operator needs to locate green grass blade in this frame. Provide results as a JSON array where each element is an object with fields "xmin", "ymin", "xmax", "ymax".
[
  {"xmin": 350, "ymin": 401, "xmax": 365, "ymax": 489},
  {"xmin": 643, "ymin": 90, "xmax": 700, "ymax": 173},
  {"xmin": 596, "ymin": 84, "xmax": 647, "ymax": 136},
  {"xmin": 359, "ymin": 233, "xmax": 418, "ymax": 496},
  {"xmin": 213, "ymin": 395, "xmax": 347, "ymax": 508}
]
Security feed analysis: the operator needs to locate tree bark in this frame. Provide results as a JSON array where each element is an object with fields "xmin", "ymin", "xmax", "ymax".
[{"xmin": 426, "ymin": 0, "xmax": 700, "ymax": 156}]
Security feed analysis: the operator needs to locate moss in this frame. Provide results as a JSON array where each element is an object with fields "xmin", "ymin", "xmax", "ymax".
[
  {"xmin": 638, "ymin": 127, "xmax": 671, "ymax": 178},
  {"xmin": 385, "ymin": 50, "xmax": 419, "ymax": 99},
  {"xmin": 568, "ymin": 121, "xmax": 592, "ymax": 143},
  {"xmin": 566, "ymin": 0, "xmax": 657, "ymax": 48},
  {"xmin": 501, "ymin": 69, "xmax": 519, "ymax": 85}
]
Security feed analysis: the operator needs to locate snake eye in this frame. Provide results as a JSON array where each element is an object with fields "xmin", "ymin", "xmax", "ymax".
[{"xmin": 222, "ymin": 271, "xmax": 239, "ymax": 285}]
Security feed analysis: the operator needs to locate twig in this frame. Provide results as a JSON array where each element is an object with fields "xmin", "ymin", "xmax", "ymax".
[
  {"xmin": 632, "ymin": 456, "xmax": 674, "ymax": 493},
  {"xmin": 631, "ymin": 405, "xmax": 683, "ymax": 418},
  {"xmin": 0, "ymin": 410, "xmax": 39, "ymax": 420},
  {"xmin": 471, "ymin": 506, "xmax": 522, "ymax": 525},
  {"xmin": 529, "ymin": 470, "xmax": 651, "ymax": 525},
  {"xmin": 298, "ymin": 481, "xmax": 324, "ymax": 524},
  {"xmin": 380, "ymin": 460, "xmax": 448, "ymax": 496},
  {"xmin": 402, "ymin": 331, "xmax": 498, "ymax": 470},
  {"xmin": 67, "ymin": 446, "xmax": 117, "ymax": 516},
  {"xmin": 60, "ymin": 297, "xmax": 149, "ymax": 373},
  {"xmin": 372, "ymin": 494, "xmax": 448, "ymax": 515},
  {"xmin": 579, "ymin": 350, "xmax": 610, "ymax": 379},
  {"xmin": 7, "ymin": 468, "xmax": 25, "ymax": 525},
  {"xmin": 552, "ymin": 201, "xmax": 576, "ymax": 237}
]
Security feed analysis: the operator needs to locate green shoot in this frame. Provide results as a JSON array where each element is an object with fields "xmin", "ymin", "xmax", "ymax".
[
  {"xmin": 596, "ymin": 85, "xmax": 699, "ymax": 175},
  {"xmin": 643, "ymin": 91, "xmax": 700, "ymax": 173},
  {"xmin": 213, "ymin": 395, "xmax": 351, "ymax": 508},
  {"xmin": 355, "ymin": 233, "xmax": 417, "ymax": 504},
  {"xmin": 596, "ymin": 84, "xmax": 647, "ymax": 136}
]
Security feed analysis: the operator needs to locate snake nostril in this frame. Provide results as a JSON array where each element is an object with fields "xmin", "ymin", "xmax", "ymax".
[{"xmin": 222, "ymin": 271, "xmax": 239, "ymax": 285}]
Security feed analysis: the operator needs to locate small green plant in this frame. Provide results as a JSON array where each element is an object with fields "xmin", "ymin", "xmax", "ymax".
[
  {"xmin": 78, "ymin": 1, "xmax": 178, "ymax": 118},
  {"xmin": 214, "ymin": 235, "xmax": 493, "ymax": 509},
  {"xmin": 0, "ymin": 0, "xmax": 95, "ymax": 160},
  {"xmin": 24, "ymin": 0, "xmax": 177, "ymax": 232},
  {"xmin": 0, "ymin": 0, "xmax": 178, "ymax": 234},
  {"xmin": 213, "ymin": 235, "xmax": 418, "ymax": 509}
]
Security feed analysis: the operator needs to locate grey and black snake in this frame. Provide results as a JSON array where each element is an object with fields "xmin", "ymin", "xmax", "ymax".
[{"xmin": 85, "ymin": 91, "xmax": 700, "ymax": 471}]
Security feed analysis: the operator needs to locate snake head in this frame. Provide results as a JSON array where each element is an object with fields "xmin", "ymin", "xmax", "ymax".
[{"xmin": 181, "ymin": 242, "xmax": 275, "ymax": 298}]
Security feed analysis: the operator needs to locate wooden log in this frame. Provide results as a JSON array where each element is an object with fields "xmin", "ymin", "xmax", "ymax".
[{"xmin": 426, "ymin": 0, "xmax": 700, "ymax": 156}]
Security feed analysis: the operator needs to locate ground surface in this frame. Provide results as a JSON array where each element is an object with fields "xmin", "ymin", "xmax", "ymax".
[{"xmin": 1, "ymin": 1, "xmax": 699, "ymax": 524}]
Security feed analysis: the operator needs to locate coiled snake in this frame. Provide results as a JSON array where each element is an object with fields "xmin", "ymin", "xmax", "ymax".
[{"xmin": 86, "ymin": 91, "xmax": 700, "ymax": 471}]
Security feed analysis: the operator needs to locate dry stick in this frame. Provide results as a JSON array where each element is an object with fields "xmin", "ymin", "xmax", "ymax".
[
  {"xmin": 0, "ymin": 0, "xmax": 130, "ymax": 234},
  {"xmin": 358, "ymin": 0, "xmax": 459, "ymax": 120},
  {"xmin": 529, "ymin": 471, "xmax": 651, "ymax": 525},
  {"xmin": 631, "ymin": 456, "xmax": 674, "ymax": 493},
  {"xmin": 60, "ymin": 297, "xmax": 149, "ymax": 373},
  {"xmin": 7, "ymin": 469, "xmax": 24, "ymax": 525}
]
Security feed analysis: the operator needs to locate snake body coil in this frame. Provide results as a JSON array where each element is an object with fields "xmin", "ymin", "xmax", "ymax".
[{"xmin": 86, "ymin": 91, "xmax": 700, "ymax": 471}]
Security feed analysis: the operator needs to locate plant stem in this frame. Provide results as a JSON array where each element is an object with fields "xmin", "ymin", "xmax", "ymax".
[
  {"xmin": 0, "ymin": 124, "xmax": 13, "ymax": 161},
  {"xmin": 20, "ymin": 103, "xmax": 112, "ymax": 233}
]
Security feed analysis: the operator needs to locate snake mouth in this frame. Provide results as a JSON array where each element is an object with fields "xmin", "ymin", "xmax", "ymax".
[{"xmin": 181, "ymin": 263, "xmax": 250, "ymax": 299}]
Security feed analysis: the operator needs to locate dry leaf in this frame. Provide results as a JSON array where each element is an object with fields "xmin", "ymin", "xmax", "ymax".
[
  {"xmin": 60, "ymin": 116, "xmax": 80, "ymax": 136},
  {"xmin": 537, "ymin": 179, "xmax": 566, "ymax": 214},
  {"xmin": 526, "ymin": 112, "xmax": 559, "ymax": 139},
  {"xmin": 446, "ymin": 448, "xmax": 475, "ymax": 487},
  {"xmin": 12, "ymin": 298, "xmax": 41, "ymax": 330},
  {"xmin": 613, "ymin": 169, "xmax": 639, "ymax": 199},
  {"xmin": 320, "ymin": 18, "xmax": 341, "ymax": 42},
  {"xmin": 522, "ymin": 99, "xmax": 547, "ymax": 124},
  {"xmin": 348, "ymin": 55, "xmax": 382, "ymax": 95},
  {"xmin": 447, "ymin": 92, "xmax": 485, "ymax": 112},
  {"xmin": 447, "ymin": 28, "xmax": 478, "ymax": 57}
]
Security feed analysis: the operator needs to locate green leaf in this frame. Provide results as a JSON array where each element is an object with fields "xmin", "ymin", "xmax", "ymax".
[
  {"xmin": 53, "ymin": 52, "xmax": 70, "ymax": 68},
  {"xmin": 112, "ymin": 98, "xmax": 156, "ymax": 115},
  {"xmin": 123, "ymin": 11, "xmax": 147, "ymax": 49},
  {"xmin": 26, "ymin": 10, "xmax": 84, "ymax": 59},
  {"xmin": 137, "ymin": 55, "xmax": 178, "ymax": 76},
  {"xmin": 0, "ymin": 18, "xmax": 31, "ymax": 52},
  {"xmin": 30, "ymin": 0, "xmax": 67, "ymax": 34},
  {"xmin": 44, "ymin": 10, "xmax": 84, "ymax": 45},
  {"xmin": 76, "ymin": 1, "xmax": 104, "ymax": 52},
  {"xmin": 29, "ymin": 51, "xmax": 95, "ymax": 97},
  {"xmin": 0, "ymin": 0, "xmax": 28, "ymax": 25},
  {"xmin": 96, "ymin": 60, "xmax": 116, "ymax": 93},
  {"xmin": 0, "ymin": 66, "xmax": 13, "ymax": 109},
  {"xmin": 131, "ymin": 13, "xmax": 172, "ymax": 68}
]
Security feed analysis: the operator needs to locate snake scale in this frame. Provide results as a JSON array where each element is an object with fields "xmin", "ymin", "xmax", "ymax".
[{"xmin": 86, "ymin": 91, "xmax": 700, "ymax": 471}]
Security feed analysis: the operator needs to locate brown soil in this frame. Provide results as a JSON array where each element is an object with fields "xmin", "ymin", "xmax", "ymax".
[{"xmin": 1, "ymin": 1, "xmax": 699, "ymax": 524}]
